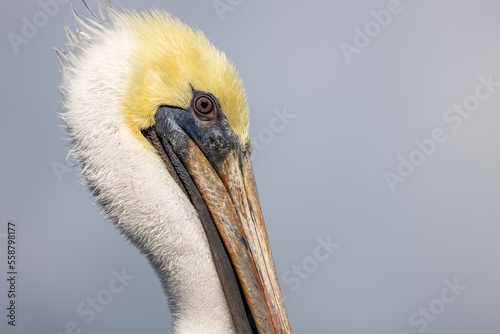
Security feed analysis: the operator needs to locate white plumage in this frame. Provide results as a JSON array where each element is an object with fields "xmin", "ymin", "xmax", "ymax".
[{"xmin": 58, "ymin": 9, "xmax": 235, "ymax": 333}]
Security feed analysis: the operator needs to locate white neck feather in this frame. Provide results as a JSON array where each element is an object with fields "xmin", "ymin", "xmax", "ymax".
[{"xmin": 59, "ymin": 12, "xmax": 235, "ymax": 334}]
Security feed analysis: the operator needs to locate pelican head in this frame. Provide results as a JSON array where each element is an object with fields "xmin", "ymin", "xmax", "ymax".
[{"xmin": 58, "ymin": 5, "xmax": 291, "ymax": 334}]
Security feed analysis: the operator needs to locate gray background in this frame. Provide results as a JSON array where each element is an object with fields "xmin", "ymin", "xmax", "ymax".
[{"xmin": 1, "ymin": 0, "xmax": 500, "ymax": 333}]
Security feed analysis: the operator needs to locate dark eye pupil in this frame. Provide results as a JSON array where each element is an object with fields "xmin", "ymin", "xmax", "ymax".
[{"xmin": 195, "ymin": 96, "xmax": 213, "ymax": 114}]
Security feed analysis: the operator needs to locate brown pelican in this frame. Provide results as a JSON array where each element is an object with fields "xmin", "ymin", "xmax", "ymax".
[{"xmin": 57, "ymin": 3, "xmax": 292, "ymax": 334}]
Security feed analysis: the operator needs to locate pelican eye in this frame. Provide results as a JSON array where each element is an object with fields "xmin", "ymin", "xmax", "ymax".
[{"xmin": 195, "ymin": 95, "xmax": 214, "ymax": 115}]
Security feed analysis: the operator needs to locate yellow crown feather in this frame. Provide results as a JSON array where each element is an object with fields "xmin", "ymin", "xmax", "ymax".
[{"xmin": 119, "ymin": 10, "xmax": 250, "ymax": 148}]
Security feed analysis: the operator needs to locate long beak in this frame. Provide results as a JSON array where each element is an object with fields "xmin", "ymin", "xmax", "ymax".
[
  {"xmin": 184, "ymin": 141, "xmax": 291, "ymax": 334},
  {"xmin": 149, "ymin": 105, "xmax": 292, "ymax": 334}
]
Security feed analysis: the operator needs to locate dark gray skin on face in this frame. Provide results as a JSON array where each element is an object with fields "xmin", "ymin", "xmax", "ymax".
[
  {"xmin": 159, "ymin": 90, "xmax": 242, "ymax": 163},
  {"xmin": 143, "ymin": 90, "xmax": 257, "ymax": 334}
]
